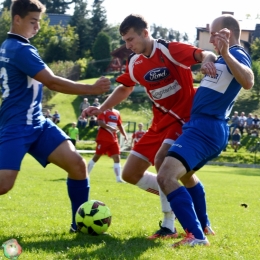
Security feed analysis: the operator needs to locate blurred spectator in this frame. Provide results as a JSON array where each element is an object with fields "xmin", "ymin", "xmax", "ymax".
[
  {"xmin": 245, "ymin": 113, "xmax": 253, "ymax": 134},
  {"xmin": 252, "ymin": 114, "xmax": 260, "ymax": 130},
  {"xmin": 251, "ymin": 129, "xmax": 259, "ymax": 137},
  {"xmin": 52, "ymin": 110, "xmax": 60, "ymax": 124},
  {"xmin": 92, "ymin": 98, "xmax": 100, "ymax": 107},
  {"xmin": 79, "ymin": 98, "xmax": 90, "ymax": 114},
  {"xmin": 89, "ymin": 115, "xmax": 98, "ymax": 128},
  {"xmin": 229, "ymin": 111, "xmax": 240, "ymax": 135},
  {"xmin": 231, "ymin": 128, "xmax": 241, "ymax": 152},
  {"xmin": 238, "ymin": 111, "xmax": 247, "ymax": 135},
  {"xmin": 77, "ymin": 115, "xmax": 88, "ymax": 128},
  {"xmin": 131, "ymin": 122, "xmax": 146, "ymax": 147},
  {"xmin": 44, "ymin": 109, "xmax": 52, "ymax": 120},
  {"xmin": 68, "ymin": 122, "xmax": 79, "ymax": 146}
]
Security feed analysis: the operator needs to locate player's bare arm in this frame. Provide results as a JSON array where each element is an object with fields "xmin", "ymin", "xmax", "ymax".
[
  {"xmin": 197, "ymin": 50, "xmax": 217, "ymax": 77},
  {"xmin": 34, "ymin": 67, "xmax": 111, "ymax": 95},
  {"xmin": 118, "ymin": 124, "xmax": 128, "ymax": 142},
  {"xmin": 98, "ymin": 120, "xmax": 117, "ymax": 133},
  {"xmin": 84, "ymin": 85, "xmax": 134, "ymax": 116},
  {"xmin": 99, "ymin": 85, "xmax": 134, "ymax": 112},
  {"xmin": 215, "ymin": 29, "xmax": 254, "ymax": 90}
]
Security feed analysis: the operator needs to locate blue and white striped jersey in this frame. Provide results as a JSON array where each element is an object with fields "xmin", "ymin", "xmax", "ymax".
[{"xmin": 0, "ymin": 33, "xmax": 46, "ymax": 128}]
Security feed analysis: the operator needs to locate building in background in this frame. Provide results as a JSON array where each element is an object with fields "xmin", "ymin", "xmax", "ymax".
[{"xmin": 196, "ymin": 11, "xmax": 260, "ymax": 54}]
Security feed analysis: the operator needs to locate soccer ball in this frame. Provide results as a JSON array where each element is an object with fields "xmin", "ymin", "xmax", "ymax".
[{"xmin": 75, "ymin": 200, "xmax": 112, "ymax": 235}]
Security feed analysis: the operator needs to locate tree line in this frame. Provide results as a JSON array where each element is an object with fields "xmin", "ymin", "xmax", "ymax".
[{"xmin": 0, "ymin": 0, "xmax": 190, "ymax": 79}]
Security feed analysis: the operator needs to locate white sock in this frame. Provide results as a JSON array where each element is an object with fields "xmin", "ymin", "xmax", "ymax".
[
  {"xmin": 114, "ymin": 163, "xmax": 122, "ymax": 181},
  {"xmin": 159, "ymin": 186, "xmax": 175, "ymax": 232},
  {"xmin": 88, "ymin": 159, "xmax": 95, "ymax": 174},
  {"xmin": 136, "ymin": 171, "xmax": 159, "ymax": 195}
]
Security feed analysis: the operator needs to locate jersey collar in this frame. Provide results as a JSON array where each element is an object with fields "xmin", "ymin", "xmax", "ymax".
[{"xmin": 7, "ymin": 33, "xmax": 30, "ymax": 43}]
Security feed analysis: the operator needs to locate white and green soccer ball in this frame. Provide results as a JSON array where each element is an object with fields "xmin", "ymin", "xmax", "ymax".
[{"xmin": 75, "ymin": 200, "xmax": 112, "ymax": 235}]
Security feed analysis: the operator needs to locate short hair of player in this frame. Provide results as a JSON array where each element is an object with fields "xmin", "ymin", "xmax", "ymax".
[
  {"xmin": 220, "ymin": 14, "xmax": 240, "ymax": 39},
  {"xmin": 119, "ymin": 14, "xmax": 149, "ymax": 36},
  {"xmin": 10, "ymin": 0, "xmax": 46, "ymax": 20}
]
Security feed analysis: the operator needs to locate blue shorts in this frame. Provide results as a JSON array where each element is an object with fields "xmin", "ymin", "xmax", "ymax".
[
  {"xmin": 0, "ymin": 119, "xmax": 69, "ymax": 170},
  {"xmin": 167, "ymin": 116, "xmax": 229, "ymax": 172}
]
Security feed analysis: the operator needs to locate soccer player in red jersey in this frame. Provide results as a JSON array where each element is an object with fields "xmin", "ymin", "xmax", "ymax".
[
  {"xmin": 84, "ymin": 108, "xmax": 128, "ymax": 182},
  {"xmin": 85, "ymin": 14, "xmax": 217, "ymax": 238}
]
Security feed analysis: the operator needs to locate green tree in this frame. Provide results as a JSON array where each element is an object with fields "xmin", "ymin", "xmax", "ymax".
[
  {"xmin": 69, "ymin": 0, "xmax": 92, "ymax": 59},
  {"xmin": 251, "ymin": 38, "xmax": 260, "ymax": 61},
  {"xmin": 90, "ymin": 0, "xmax": 107, "ymax": 46},
  {"xmin": 42, "ymin": 0, "xmax": 74, "ymax": 14},
  {"xmin": 1, "ymin": 0, "xmax": 11, "ymax": 10},
  {"xmin": 252, "ymin": 61, "xmax": 260, "ymax": 101},
  {"xmin": 105, "ymin": 24, "xmax": 121, "ymax": 51},
  {"xmin": 0, "ymin": 8, "xmax": 11, "ymax": 44},
  {"xmin": 92, "ymin": 31, "xmax": 111, "ymax": 73},
  {"xmin": 43, "ymin": 25, "xmax": 79, "ymax": 62},
  {"xmin": 151, "ymin": 24, "xmax": 189, "ymax": 42}
]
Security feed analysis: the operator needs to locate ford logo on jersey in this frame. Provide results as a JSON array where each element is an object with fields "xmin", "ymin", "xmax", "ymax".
[
  {"xmin": 144, "ymin": 67, "xmax": 169, "ymax": 82},
  {"xmin": 109, "ymin": 115, "xmax": 117, "ymax": 120}
]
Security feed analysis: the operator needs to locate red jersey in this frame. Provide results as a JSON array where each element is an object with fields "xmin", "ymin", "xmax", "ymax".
[
  {"xmin": 132, "ymin": 130, "xmax": 146, "ymax": 144},
  {"xmin": 117, "ymin": 39, "xmax": 202, "ymax": 132},
  {"xmin": 96, "ymin": 109, "xmax": 122, "ymax": 143}
]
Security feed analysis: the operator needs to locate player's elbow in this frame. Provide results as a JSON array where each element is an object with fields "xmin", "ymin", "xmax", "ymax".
[{"xmin": 242, "ymin": 78, "xmax": 254, "ymax": 90}]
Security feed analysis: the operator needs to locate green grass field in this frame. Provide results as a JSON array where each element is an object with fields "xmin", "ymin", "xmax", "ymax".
[{"xmin": 0, "ymin": 154, "xmax": 260, "ymax": 259}]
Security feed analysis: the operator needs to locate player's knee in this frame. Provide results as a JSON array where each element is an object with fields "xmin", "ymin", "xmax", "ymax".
[
  {"xmin": 0, "ymin": 182, "xmax": 14, "ymax": 195},
  {"xmin": 122, "ymin": 169, "xmax": 141, "ymax": 184},
  {"xmin": 156, "ymin": 173, "xmax": 165, "ymax": 189},
  {"xmin": 68, "ymin": 156, "xmax": 87, "ymax": 179}
]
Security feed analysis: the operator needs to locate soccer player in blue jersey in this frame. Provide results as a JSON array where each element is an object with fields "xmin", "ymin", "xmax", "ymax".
[
  {"xmin": 157, "ymin": 14, "xmax": 254, "ymax": 247},
  {"xmin": 0, "ymin": 0, "xmax": 110, "ymax": 233}
]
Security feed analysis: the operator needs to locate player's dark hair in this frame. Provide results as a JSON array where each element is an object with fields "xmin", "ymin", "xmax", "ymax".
[
  {"xmin": 119, "ymin": 14, "xmax": 149, "ymax": 36},
  {"xmin": 10, "ymin": 0, "xmax": 46, "ymax": 19},
  {"xmin": 221, "ymin": 15, "xmax": 240, "ymax": 39}
]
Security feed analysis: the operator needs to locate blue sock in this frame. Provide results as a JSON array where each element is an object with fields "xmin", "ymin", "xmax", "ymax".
[
  {"xmin": 67, "ymin": 178, "xmax": 90, "ymax": 230},
  {"xmin": 186, "ymin": 182, "xmax": 210, "ymax": 229},
  {"xmin": 167, "ymin": 186, "xmax": 204, "ymax": 239}
]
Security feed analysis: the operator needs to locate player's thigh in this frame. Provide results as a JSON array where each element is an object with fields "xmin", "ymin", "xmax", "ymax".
[
  {"xmin": 154, "ymin": 123, "xmax": 182, "ymax": 170},
  {"xmin": 122, "ymin": 153, "xmax": 151, "ymax": 184},
  {"xmin": 0, "ymin": 170, "xmax": 19, "ymax": 194},
  {"xmin": 48, "ymin": 140, "xmax": 87, "ymax": 180}
]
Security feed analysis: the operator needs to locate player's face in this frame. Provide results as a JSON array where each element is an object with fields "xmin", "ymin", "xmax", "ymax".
[
  {"xmin": 16, "ymin": 12, "xmax": 41, "ymax": 39},
  {"xmin": 209, "ymin": 20, "xmax": 222, "ymax": 55},
  {"xmin": 122, "ymin": 28, "xmax": 149, "ymax": 55}
]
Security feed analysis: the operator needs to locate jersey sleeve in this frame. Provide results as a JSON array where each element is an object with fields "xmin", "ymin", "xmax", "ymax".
[
  {"xmin": 116, "ymin": 61, "xmax": 136, "ymax": 87},
  {"xmin": 97, "ymin": 113, "xmax": 105, "ymax": 121},
  {"xmin": 168, "ymin": 42, "xmax": 203, "ymax": 67},
  {"xmin": 230, "ymin": 48, "xmax": 252, "ymax": 68},
  {"xmin": 15, "ymin": 45, "xmax": 46, "ymax": 78}
]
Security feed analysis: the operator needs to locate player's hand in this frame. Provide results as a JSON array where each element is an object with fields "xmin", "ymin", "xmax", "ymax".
[
  {"xmin": 200, "ymin": 61, "xmax": 217, "ymax": 77},
  {"xmin": 215, "ymin": 28, "xmax": 230, "ymax": 56},
  {"xmin": 89, "ymin": 76, "xmax": 111, "ymax": 95},
  {"xmin": 82, "ymin": 106, "xmax": 102, "ymax": 117}
]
